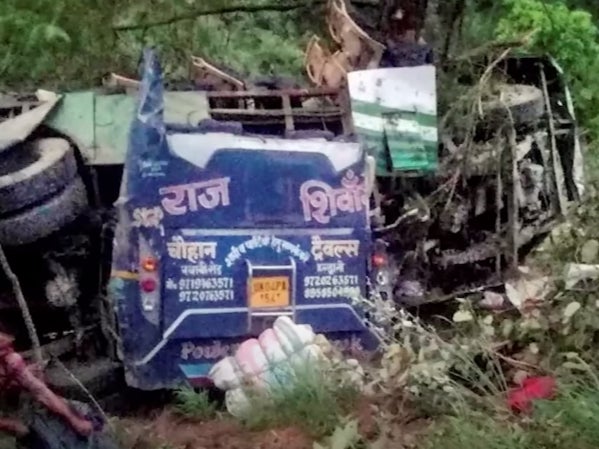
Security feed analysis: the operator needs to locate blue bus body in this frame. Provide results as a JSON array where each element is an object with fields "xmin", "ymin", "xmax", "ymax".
[{"xmin": 109, "ymin": 51, "xmax": 378, "ymax": 390}]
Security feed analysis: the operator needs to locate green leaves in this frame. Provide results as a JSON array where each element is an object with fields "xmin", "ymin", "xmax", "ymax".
[
  {"xmin": 1, "ymin": 0, "xmax": 315, "ymax": 89},
  {"xmin": 313, "ymin": 419, "xmax": 361, "ymax": 449},
  {"xmin": 42, "ymin": 24, "xmax": 70, "ymax": 43},
  {"xmin": 27, "ymin": 22, "xmax": 71, "ymax": 47},
  {"xmin": 496, "ymin": 0, "xmax": 599, "ymax": 139}
]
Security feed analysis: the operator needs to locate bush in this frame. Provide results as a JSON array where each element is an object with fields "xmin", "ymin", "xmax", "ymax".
[
  {"xmin": 238, "ymin": 362, "xmax": 360, "ymax": 438},
  {"xmin": 173, "ymin": 387, "xmax": 217, "ymax": 421},
  {"xmin": 424, "ymin": 381, "xmax": 599, "ymax": 449}
]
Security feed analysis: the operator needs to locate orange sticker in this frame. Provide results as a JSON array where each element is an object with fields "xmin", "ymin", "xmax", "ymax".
[{"xmin": 249, "ymin": 276, "xmax": 290, "ymax": 308}]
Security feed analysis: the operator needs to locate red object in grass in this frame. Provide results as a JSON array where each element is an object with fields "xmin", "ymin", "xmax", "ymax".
[{"xmin": 507, "ymin": 376, "xmax": 557, "ymax": 413}]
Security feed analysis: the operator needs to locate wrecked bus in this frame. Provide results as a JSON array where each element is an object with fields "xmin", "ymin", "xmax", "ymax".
[{"xmin": 109, "ymin": 51, "xmax": 378, "ymax": 389}]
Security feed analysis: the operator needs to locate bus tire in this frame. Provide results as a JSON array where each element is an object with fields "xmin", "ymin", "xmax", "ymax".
[
  {"xmin": 0, "ymin": 138, "xmax": 78, "ymax": 215},
  {"xmin": 0, "ymin": 177, "xmax": 88, "ymax": 246},
  {"xmin": 479, "ymin": 84, "xmax": 544, "ymax": 129}
]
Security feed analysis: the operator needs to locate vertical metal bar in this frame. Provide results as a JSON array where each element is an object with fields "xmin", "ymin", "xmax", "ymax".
[
  {"xmin": 246, "ymin": 259, "xmax": 254, "ymax": 331},
  {"xmin": 539, "ymin": 65, "xmax": 567, "ymax": 216},
  {"xmin": 495, "ymin": 137, "xmax": 503, "ymax": 276},
  {"xmin": 506, "ymin": 127, "xmax": 520, "ymax": 271},
  {"xmin": 290, "ymin": 257, "xmax": 297, "ymax": 322},
  {"xmin": 282, "ymin": 94, "xmax": 294, "ymax": 132},
  {"xmin": 339, "ymin": 88, "xmax": 354, "ymax": 134}
]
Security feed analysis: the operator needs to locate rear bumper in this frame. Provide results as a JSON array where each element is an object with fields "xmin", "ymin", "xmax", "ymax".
[{"xmin": 121, "ymin": 325, "xmax": 379, "ymax": 390}]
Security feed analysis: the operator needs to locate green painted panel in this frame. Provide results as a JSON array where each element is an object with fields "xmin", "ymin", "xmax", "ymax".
[
  {"xmin": 44, "ymin": 90, "xmax": 210, "ymax": 165},
  {"xmin": 351, "ymin": 99, "xmax": 437, "ymax": 128},
  {"xmin": 94, "ymin": 95, "xmax": 136, "ymax": 165},
  {"xmin": 44, "ymin": 91, "xmax": 96, "ymax": 153},
  {"xmin": 347, "ymin": 66, "xmax": 439, "ymax": 176},
  {"xmin": 44, "ymin": 91, "xmax": 134, "ymax": 164},
  {"xmin": 384, "ymin": 112, "xmax": 438, "ymax": 172}
]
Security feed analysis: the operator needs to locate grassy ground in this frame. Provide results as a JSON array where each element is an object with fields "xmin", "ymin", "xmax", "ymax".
[
  {"xmin": 423, "ymin": 381, "xmax": 599, "ymax": 449},
  {"xmin": 110, "ymin": 361, "xmax": 370, "ymax": 449}
]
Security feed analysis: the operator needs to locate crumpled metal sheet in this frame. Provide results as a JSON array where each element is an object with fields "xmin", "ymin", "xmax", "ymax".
[
  {"xmin": 563, "ymin": 263, "xmax": 599, "ymax": 290},
  {"xmin": 548, "ymin": 56, "xmax": 585, "ymax": 198},
  {"xmin": 0, "ymin": 93, "xmax": 61, "ymax": 153}
]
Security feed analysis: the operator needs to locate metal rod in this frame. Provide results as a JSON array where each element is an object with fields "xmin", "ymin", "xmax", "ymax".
[
  {"xmin": 0, "ymin": 244, "xmax": 42, "ymax": 365},
  {"xmin": 539, "ymin": 64, "xmax": 567, "ymax": 215}
]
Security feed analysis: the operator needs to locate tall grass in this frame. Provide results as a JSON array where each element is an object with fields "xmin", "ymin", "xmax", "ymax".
[
  {"xmin": 173, "ymin": 387, "xmax": 217, "ymax": 421},
  {"xmin": 238, "ymin": 362, "xmax": 360, "ymax": 438},
  {"xmin": 423, "ymin": 380, "xmax": 599, "ymax": 449}
]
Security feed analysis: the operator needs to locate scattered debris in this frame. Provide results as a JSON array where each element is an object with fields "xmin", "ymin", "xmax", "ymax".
[
  {"xmin": 45, "ymin": 261, "xmax": 79, "ymax": 309},
  {"xmin": 309, "ymin": 3, "xmax": 583, "ymax": 299},
  {"xmin": 563, "ymin": 263, "xmax": 599, "ymax": 290},
  {"xmin": 580, "ymin": 239, "xmax": 599, "ymax": 264},
  {"xmin": 504, "ymin": 268, "xmax": 552, "ymax": 309},
  {"xmin": 0, "ymin": 91, "xmax": 60, "ymax": 152},
  {"xmin": 452, "ymin": 308, "xmax": 474, "ymax": 323},
  {"xmin": 480, "ymin": 290, "xmax": 506, "ymax": 310},
  {"xmin": 0, "ymin": 8, "xmax": 591, "ymax": 448}
]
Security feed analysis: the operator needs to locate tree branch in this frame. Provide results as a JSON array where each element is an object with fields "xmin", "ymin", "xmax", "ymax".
[
  {"xmin": 113, "ymin": 0, "xmax": 380, "ymax": 31},
  {"xmin": 113, "ymin": 1, "xmax": 325, "ymax": 31}
]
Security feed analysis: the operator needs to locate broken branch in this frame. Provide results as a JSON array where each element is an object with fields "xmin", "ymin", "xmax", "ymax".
[
  {"xmin": 113, "ymin": 0, "xmax": 378, "ymax": 31},
  {"xmin": 448, "ymin": 31, "xmax": 534, "ymax": 63}
]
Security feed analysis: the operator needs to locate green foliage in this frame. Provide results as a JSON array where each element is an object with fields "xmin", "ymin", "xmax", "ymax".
[
  {"xmin": 357, "ymin": 295, "xmax": 508, "ymax": 417},
  {"xmin": 497, "ymin": 0, "xmax": 599, "ymax": 70},
  {"xmin": 238, "ymin": 363, "xmax": 359, "ymax": 438},
  {"xmin": 425, "ymin": 411, "xmax": 531, "ymax": 449},
  {"xmin": 1, "ymin": 1, "xmax": 70, "ymax": 79},
  {"xmin": 518, "ymin": 198, "xmax": 599, "ymax": 369},
  {"xmin": 496, "ymin": 0, "xmax": 599, "ymax": 137},
  {"xmin": 534, "ymin": 380, "xmax": 599, "ymax": 447},
  {"xmin": 423, "ymin": 381, "xmax": 599, "ymax": 449},
  {"xmin": 173, "ymin": 387, "xmax": 217, "ymax": 420},
  {"xmin": 0, "ymin": 0, "xmax": 318, "ymax": 89},
  {"xmin": 313, "ymin": 419, "xmax": 363, "ymax": 449}
]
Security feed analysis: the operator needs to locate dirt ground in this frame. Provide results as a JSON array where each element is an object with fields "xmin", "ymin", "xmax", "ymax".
[
  {"xmin": 114, "ymin": 399, "xmax": 380, "ymax": 449},
  {"xmin": 0, "ymin": 398, "xmax": 430, "ymax": 449},
  {"xmin": 112, "ymin": 397, "xmax": 432, "ymax": 449},
  {"xmin": 116, "ymin": 411, "xmax": 314, "ymax": 449}
]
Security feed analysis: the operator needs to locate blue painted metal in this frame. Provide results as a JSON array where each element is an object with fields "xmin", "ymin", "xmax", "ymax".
[{"xmin": 110, "ymin": 49, "xmax": 378, "ymax": 390}]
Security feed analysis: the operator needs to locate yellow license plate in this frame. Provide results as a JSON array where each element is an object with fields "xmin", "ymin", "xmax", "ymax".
[{"xmin": 249, "ymin": 276, "xmax": 290, "ymax": 308}]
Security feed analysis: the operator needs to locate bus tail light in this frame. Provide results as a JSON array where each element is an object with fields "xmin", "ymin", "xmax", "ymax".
[
  {"xmin": 140, "ymin": 278, "xmax": 157, "ymax": 293},
  {"xmin": 138, "ymin": 236, "xmax": 160, "ymax": 322},
  {"xmin": 372, "ymin": 254, "xmax": 387, "ymax": 268},
  {"xmin": 142, "ymin": 257, "xmax": 158, "ymax": 272}
]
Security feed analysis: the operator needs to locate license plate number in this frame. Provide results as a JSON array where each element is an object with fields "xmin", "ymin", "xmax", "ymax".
[{"xmin": 249, "ymin": 276, "xmax": 290, "ymax": 308}]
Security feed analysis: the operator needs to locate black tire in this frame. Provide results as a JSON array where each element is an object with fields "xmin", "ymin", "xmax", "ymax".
[
  {"xmin": 479, "ymin": 84, "xmax": 544, "ymax": 129},
  {"xmin": 0, "ymin": 138, "xmax": 78, "ymax": 215},
  {"xmin": 0, "ymin": 177, "xmax": 88, "ymax": 246}
]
